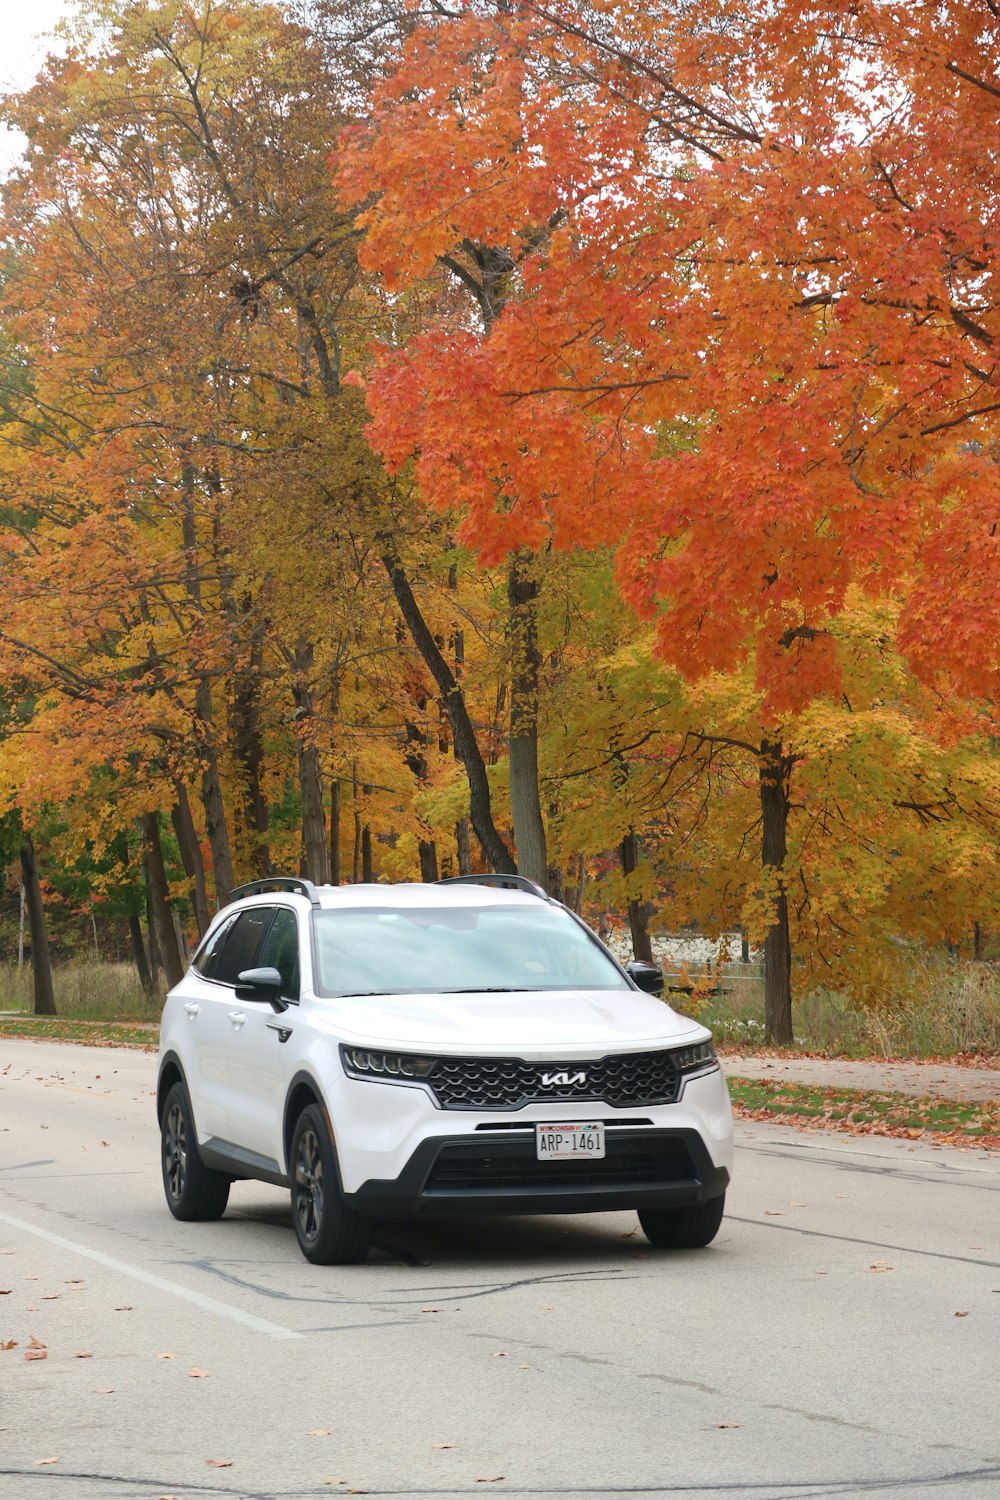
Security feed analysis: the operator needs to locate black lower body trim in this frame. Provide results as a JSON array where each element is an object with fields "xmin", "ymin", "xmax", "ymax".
[
  {"xmin": 345, "ymin": 1128, "xmax": 729, "ymax": 1217},
  {"xmin": 201, "ymin": 1137, "xmax": 288, "ymax": 1188}
]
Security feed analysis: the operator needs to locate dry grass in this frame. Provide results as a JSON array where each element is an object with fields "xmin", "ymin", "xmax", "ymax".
[
  {"xmin": 0, "ymin": 961, "xmax": 161, "ymax": 1022},
  {"xmin": 697, "ymin": 954, "xmax": 1000, "ymax": 1059}
]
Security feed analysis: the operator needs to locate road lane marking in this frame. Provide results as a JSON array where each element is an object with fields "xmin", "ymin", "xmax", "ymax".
[{"xmin": 0, "ymin": 1209, "xmax": 303, "ymax": 1340}]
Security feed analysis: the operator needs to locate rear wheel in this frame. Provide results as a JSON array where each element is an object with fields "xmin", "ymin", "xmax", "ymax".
[
  {"xmin": 161, "ymin": 1081, "xmax": 230, "ymax": 1221},
  {"xmin": 290, "ymin": 1104, "xmax": 371, "ymax": 1265},
  {"xmin": 638, "ymin": 1193, "xmax": 725, "ymax": 1249}
]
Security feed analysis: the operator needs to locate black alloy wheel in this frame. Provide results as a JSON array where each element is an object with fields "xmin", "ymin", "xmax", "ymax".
[
  {"xmin": 160, "ymin": 1080, "xmax": 230, "ymax": 1221},
  {"xmin": 290, "ymin": 1104, "xmax": 371, "ymax": 1265}
]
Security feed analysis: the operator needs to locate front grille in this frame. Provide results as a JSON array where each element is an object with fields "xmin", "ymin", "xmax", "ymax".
[
  {"xmin": 425, "ymin": 1136, "xmax": 696, "ymax": 1193},
  {"xmin": 427, "ymin": 1051, "xmax": 682, "ymax": 1110}
]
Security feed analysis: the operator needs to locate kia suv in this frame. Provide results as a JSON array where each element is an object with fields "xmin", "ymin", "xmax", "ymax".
[{"xmin": 157, "ymin": 875, "xmax": 733, "ymax": 1263}]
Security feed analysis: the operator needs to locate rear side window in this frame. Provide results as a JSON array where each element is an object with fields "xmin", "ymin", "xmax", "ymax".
[{"xmin": 211, "ymin": 908, "xmax": 275, "ymax": 986}]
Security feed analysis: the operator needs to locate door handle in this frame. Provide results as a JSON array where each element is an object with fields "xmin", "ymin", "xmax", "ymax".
[
  {"xmin": 228, "ymin": 1010, "xmax": 247, "ymax": 1028},
  {"xmin": 184, "ymin": 1002, "xmax": 200, "ymax": 1018}
]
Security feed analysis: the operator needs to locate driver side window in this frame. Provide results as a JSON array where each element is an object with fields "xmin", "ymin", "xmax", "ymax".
[{"xmin": 257, "ymin": 907, "xmax": 300, "ymax": 1000}]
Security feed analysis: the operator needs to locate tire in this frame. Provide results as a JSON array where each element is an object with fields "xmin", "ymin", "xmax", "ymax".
[
  {"xmin": 638, "ymin": 1193, "xmax": 725, "ymax": 1250},
  {"xmin": 290, "ymin": 1104, "xmax": 371, "ymax": 1265},
  {"xmin": 160, "ymin": 1081, "xmax": 231, "ymax": 1221}
]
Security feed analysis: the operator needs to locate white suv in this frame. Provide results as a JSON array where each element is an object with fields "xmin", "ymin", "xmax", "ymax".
[{"xmin": 157, "ymin": 875, "xmax": 733, "ymax": 1263}]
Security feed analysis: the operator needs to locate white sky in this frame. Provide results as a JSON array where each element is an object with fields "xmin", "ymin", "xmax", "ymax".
[{"xmin": 1, "ymin": 0, "xmax": 79, "ymax": 173}]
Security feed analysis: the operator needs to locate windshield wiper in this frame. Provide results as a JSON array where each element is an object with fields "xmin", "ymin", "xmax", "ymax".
[{"xmin": 442, "ymin": 986, "xmax": 545, "ymax": 993}]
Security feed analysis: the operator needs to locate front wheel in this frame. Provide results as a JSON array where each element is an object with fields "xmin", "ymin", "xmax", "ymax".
[
  {"xmin": 161, "ymin": 1081, "xmax": 230, "ymax": 1221},
  {"xmin": 638, "ymin": 1193, "xmax": 725, "ymax": 1249},
  {"xmin": 290, "ymin": 1104, "xmax": 371, "ymax": 1265}
]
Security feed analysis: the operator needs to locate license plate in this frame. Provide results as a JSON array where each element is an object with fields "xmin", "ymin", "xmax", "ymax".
[{"xmin": 535, "ymin": 1122, "xmax": 606, "ymax": 1161}]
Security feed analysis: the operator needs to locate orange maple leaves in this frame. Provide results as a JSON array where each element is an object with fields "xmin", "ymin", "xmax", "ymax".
[{"xmin": 337, "ymin": 0, "xmax": 1000, "ymax": 723}]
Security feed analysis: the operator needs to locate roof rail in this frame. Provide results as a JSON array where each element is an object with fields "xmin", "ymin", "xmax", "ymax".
[
  {"xmin": 438, "ymin": 873, "xmax": 549, "ymax": 899},
  {"xmin": 225, "ymin": 876, "xmax": 321, "ymax": 908}
]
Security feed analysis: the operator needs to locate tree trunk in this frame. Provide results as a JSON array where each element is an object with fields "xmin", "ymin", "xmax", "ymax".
[
  {"xmin": 507, "ymin": 555, "xmax": 548, "ymax": 888},
  {"xmin": 382, "ymin": 553, "xmax": 515, "ymax": 874},
  {"xmin": 352, "ymin": 764, "xmax": 362, "ymax": 882},
  {"xmin": 290, "ymin": 641, "xmax": 329, "ymax": 885},
  {"xmin": 196, "ymin": 678, "xmax": 236, "ymax": 905},
  {"xmin": 146, "ymin": 891, "xmax": 160, "ymax": 989},
  {"xmin": 140, "ymin": 813, "xmax": 184, "ymax": 989},
  {"xmin": 362, "ymin": 825, "xmax": 373, "ymax": 883},
  {"xmin": 619, "ymin": 830, "xmax": 654, "ymax": 963},
  {"xmin": 330, "ymin": 779, "xmax": 341, "ymax": 885},
  {"xmin": 230, "ymin": 621, "xmax": 271, "ymax": 878},
  {"xmin": 760, "ymin": 738, "xmax": 794, "ymax": 1044},
  {"xmin": 419, "ymin": 840, "xmax": 439, "ymax": 882},
  {"xmin": 179, "ymin": 460, "xmax": 236, "ymax": 907},
  {"xmin": 171, "ymin": 784, "xmax": 211, "ymax": 938},
  {"xmin": 455, "ymin": 816, "xmax": 472, "ymax": 875},
  {"xmin": 19, "ymin": 836, "xmax": 55, "ymax": 1015},
  {"xmin": 128, "ymin": 914, "xmax": 154, "ymax": 993}
]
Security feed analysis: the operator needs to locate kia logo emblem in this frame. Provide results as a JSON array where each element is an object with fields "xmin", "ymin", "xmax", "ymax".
[{"xmin": 540, "ymin": 1070, "xmax": 587, "ymax": 1087}]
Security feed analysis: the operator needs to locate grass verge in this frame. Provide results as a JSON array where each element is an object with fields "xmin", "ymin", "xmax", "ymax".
[
  {"xmin": 728, "ymin": 1075, "xmax": 1000, "ymax": 1148},
  {"xmin": 0, "ymin": 1014, "xmax": 158, "ymax": 1050}
]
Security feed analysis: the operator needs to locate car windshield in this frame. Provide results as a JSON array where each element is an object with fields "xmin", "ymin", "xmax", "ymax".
[{"xmin": 311, "ymin": 904, "xmax": 629, "ymax": 997}]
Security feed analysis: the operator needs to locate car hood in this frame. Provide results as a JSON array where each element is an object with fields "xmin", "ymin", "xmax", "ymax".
[{"xmin": 319, "ymin": 987, "xmax": 707, "ymax": 1056}]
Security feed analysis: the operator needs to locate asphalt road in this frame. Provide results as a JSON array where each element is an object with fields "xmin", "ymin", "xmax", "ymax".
[{"xmin": 1, "ymin": 1038, "xmax": 998, "ymax": 1500}]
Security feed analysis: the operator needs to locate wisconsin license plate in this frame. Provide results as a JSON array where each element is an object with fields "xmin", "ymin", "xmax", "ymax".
[{"xmin": 535, "ymin": 1122, "xmax": 606, "ymax": 1161}]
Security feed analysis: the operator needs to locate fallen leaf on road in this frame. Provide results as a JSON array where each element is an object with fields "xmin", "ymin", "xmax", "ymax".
[
  {"xmin": 321, "ymin": 1481, "xmax": 346, "ymax": 1487},
  {"xmin": 789, "ymin": 1202, "xmax": 807, "ymax": 1207},
  {"xmin": 764, "ymin": 1210, "xmax": 785, "ymax": 1217},
  {"xmin": 308, "ymin": 1430, "xmax": 332, "ymax": 1437},
  {"xmin": 474, "ymin": 1477, "xmax": 504, "ymax": 1484},
  {"xmin": 432, "ymin": 1443, "xmax": 455, "ymax": 1450},
  {"xmin": 867, "ymin": 1262, "xmax": 893, "ymax": 1273},
  {"xmin": 33, "ymin": 1457, "xmax": 59, "ymax": 1465},
  {"xmin": 64, "ymin": 1279, "xmax": 84, "ymax": 1285},
  {"xmin": 206, "ymin": 1459, "xmax": 233, "ymax": 1468},
  {"xmin": 74, "ymin": 1352, "xmax": 93, "ymax": 1359},
  {"xmin": 114, "ymin": 1306, "xmax": 134, "ymax": 1312},
  {"xmin": 492, "ymin": 1351, "xmax": 509, "ymax": 1358},
  {"xmin": 0, "ymin": 1289, "xmax": 10, "ymax": 1296},
  {"xmin": 155, "ymin": 1353, "xmax": 176, "ymax": 1360},
  {"xmin": 1, "ymin": 1340, "xmax": 17, "ymax": 1350},
  {"xmin": 421, "ymin": 1307, "xmax": 442, "ymax": 1313},
  {"xmin": 24, "ymin": 1350, "xmax": 47, "ymax": 1361},
  {"xmin": 189, "ymin": 1368, "xmax": 210, "ymax": 1378},
  {"xmin": 94, "ymin": 1388, "xmax": 115, "ymax": 1395},
  {"xmin": 42, "ymin": 1294, "xmax": 61, "ymax": 1301},
  {"xmin": 713, "ymin": 1422, "xmax": 741, "ymax": 1429},
  {"xmin": 954, "ymin": 1311, "xmax": 970, "ymax": 1317}
]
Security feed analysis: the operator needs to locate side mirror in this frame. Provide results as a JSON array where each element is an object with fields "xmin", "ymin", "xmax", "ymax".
[
  {"xmin": 626, "ymin": 960, "xmax": 664, "ymax": 996},
  {"xmin": 235, "ymin": 966, "xmax": 287, "ymax": 1011}
]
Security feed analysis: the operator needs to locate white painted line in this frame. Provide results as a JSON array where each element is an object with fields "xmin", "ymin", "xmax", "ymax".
[{"xmin": 0, "ymin": 1210, "xmax": 303, "ymax": 1340}]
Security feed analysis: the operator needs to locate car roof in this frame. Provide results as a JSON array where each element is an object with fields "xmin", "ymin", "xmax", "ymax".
[{"xmin": 229, "ymin": 881, "xmax": 547, "ymax": 912}]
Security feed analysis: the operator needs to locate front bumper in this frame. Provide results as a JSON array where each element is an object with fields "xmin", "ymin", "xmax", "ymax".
[{"xmin": 343, "ymin": 1125, "xmax": 729, "ymax": 1217}]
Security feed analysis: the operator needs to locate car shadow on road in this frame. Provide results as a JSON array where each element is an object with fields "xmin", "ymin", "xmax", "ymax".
[{"xmin": 229, "ymin": 1193, "xmax": 650, "ymax": 1268}]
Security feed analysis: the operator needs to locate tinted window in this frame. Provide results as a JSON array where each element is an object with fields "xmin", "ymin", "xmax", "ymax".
[
  {"xmin": 192, "ymin": 914, "xmax": 238, "ymax": 979},
  {"xmin": 258, "ymin": 907, "xmax": 300, "ymax": 999},
  {"xmin": 212, "ymin": 908, "xmax": 274, "ymax": 986}
]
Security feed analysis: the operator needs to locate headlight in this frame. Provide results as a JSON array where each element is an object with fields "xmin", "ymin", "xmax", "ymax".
[
  {"xmin": 340, "ymin": 1045, "xmax": 437, "ymax": 1081},
  {"xmin": 671, "ymin": 1040, "xmax": 717, "ymax": 1072}
]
